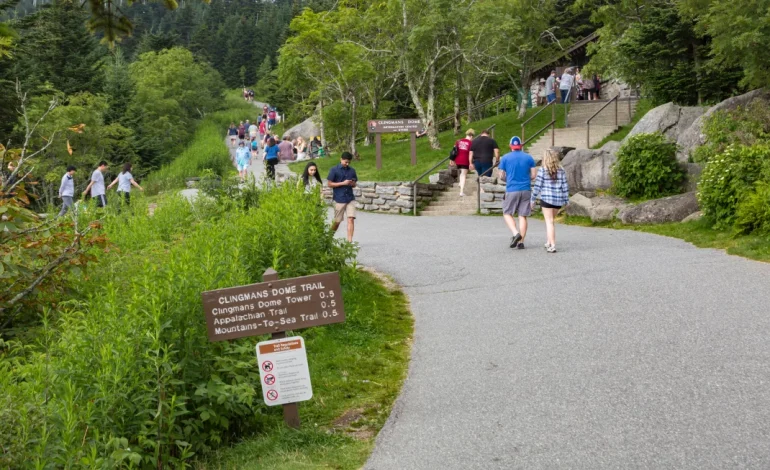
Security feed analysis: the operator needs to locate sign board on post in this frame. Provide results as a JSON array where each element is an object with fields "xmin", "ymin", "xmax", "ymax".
[
  {"xmin": 201, "ymin": 269, "xmax": 346, "ymax": 429},
  {"xmin": 201, "ymin": 271, "xmax": 345, "ymax": 341},
  {"xmin": 367, "ymin": 119, "xmax": 425, "ymax": 169},
  {"xmin": 256, "ymin": 336, "xmax": 313, "ymax": 406}
]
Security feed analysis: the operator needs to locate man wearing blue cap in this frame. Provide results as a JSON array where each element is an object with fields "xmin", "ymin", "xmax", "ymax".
[{"xmin": 498, "ymin": 136, "xmax": 536, "ymax": 249}]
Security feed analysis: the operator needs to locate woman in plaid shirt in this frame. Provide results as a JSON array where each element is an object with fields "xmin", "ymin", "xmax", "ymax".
[{"xmin": 531, "ymin": 149, "xmax": 570, "ymax": 253}]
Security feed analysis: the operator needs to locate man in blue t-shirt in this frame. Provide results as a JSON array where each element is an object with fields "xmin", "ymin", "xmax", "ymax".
[
  {"xmin": 327, "ymin": 152, "xmax": 358, "ymax": 242},
  {"xmin": 497, "ymin": 136, "xmax": 536, "ymax": 249}
]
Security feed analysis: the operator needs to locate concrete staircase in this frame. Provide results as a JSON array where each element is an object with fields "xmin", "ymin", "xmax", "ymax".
[
  {"xmin": 420, "ymin": 180, "xmax": 478, "ymax": 216},
  {"xmin": 525, "ymin": 98, "xmax": 638, "ymax": 158}
]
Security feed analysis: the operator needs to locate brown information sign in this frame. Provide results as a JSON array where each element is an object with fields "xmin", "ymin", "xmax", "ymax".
[
  {"xmin": 368, "ymin": 119, "xmax": 424, "ymax": 133},
  {"xmin": 201, "ymin": 271, "xmax": 345, "ymax": 341}
]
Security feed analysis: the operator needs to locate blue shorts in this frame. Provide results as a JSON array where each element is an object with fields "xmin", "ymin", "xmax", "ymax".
[
  {"xmin": 547, "ymin": 93, "xmax": 556, "ymax": 103},
  {"xmin": 268, "ymin": 119, "xmax": 276, "ymax": 126}
]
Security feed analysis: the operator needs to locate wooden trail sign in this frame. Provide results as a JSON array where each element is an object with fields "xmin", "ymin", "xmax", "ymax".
[
  {"xmin": 368, "ymin": 119, "xmax": 425, "ymax": 169},
  {"xmin": 201, "ymin": 270, "xmax": 345, "ymax": 341},
  {"xmin": 201, "ymin": 269, "xmax": 346, "ymax": 429}
]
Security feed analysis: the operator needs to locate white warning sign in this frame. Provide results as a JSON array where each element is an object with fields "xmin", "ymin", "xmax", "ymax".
[{"xmin": 256, "ymin": 336, "xmax": 313, "ymax": 406}]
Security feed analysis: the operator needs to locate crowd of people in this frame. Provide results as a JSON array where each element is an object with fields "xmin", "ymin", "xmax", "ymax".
[
  {"xmin": 537, "ymin": 67, "xmax": 601, "ymax": 105},
  {"xmin": 52, "ymin": 161, "xmax": 144, "ymax": 217},
  {"xmin": 227, "ymin": 106, "xmax": 327, "ymax": 181}
]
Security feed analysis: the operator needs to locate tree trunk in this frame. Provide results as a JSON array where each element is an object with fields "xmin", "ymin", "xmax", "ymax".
[
  {"xmin": 349, "ymin": 95, "xmax": 358, "ymax": 155},
  {"xmin": 319, "ymin": 100, "xmax": 327, "ymax": 148},
  {"xmin": 517, "ymin": 70, "xmax": 530, "ymax": 119},
  {"xmin": 365, "ymin": 96, "xmax": 379, "ymax": 146},
  {"xmin": 425, "ymin": 62, "xmax": 440, "ymax": 149},
  {"xmin": 466, "ymin": 84, "xmax": 473, "ymax": 123},
  {"xmin": 453, "ymin": 63, "xmax": 461, "ymax": 136}
]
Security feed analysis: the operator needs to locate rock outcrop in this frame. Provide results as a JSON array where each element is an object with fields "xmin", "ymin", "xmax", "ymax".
[
  {"xmin": 624, "ymin": 102, "xmax": 706, "ymax": 144},
  {"xmin": 565, "ymin": 193, "xmax": 630, "ymax": 222},
  {"xmin": 618, "ymin": 192, "xmax": 699, "ymax": 224},
  {"xmin": 561, "ymin": 141, "xmax": 619, "ymax": 195},
  {"xmin": 676, "ymin": 88, "xmax": 770, "ymax": 162},
  {"xmin": 283, "ymin": 117, "xmax": 321, "ymax": 141}
]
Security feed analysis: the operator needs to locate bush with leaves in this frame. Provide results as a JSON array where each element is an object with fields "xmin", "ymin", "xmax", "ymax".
[
  {"xmin": 698, "ymin": 144, "xmax": 770, "ymax": 229},
  {"xmin": 0, "ymin": 183, "xmax": 354, "ymax": 468},
  {"xmin": 612, "ymin": 132, "xmax": 685, "ymax": 200},
  {"xmin": 691, "ymin": 102, "xmax": 770, "ymax": 163}
]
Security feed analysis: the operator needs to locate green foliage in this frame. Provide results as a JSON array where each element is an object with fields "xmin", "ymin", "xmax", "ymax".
[
  {"xmin": 612, "ymin": 133, "xmax": 685, "ymax": 199},
  {"xmin": 127, "ymin": 47, "xmax": 224, "ymax": 169},
  {"xmin": 735, "ymin": 182, "xmax": 770, "ymax": 235},
  {"xmin": 692, "ymin": 102, "xmax": 770, "ymax": 163},
  {"xmin": 697, "ymin": 144, "xmax": 770, "ymax": 229},
  {"xmin": 0, "ymin": 184, "xmax": 354, "ymax": 468}
]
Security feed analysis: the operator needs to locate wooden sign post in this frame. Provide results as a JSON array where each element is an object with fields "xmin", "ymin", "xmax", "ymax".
[
  {"xmin": 201, "ymin": 268, "xmax": 346, "ymax": 429},
  {"xmin": 367, "ymin": 119, "xmax": 425, "ymax": 170}
]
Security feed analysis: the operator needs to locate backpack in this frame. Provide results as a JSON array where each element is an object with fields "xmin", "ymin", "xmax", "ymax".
[
  {"xmin": 251, "ymin": 140, "xmax": 258, "ymax": 150},
  {"xmin": 449, "ymin": 145, "xmax": 458, "ymax": 161}
]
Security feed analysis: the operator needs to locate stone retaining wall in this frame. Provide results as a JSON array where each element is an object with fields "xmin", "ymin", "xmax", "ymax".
[
  {"xmin": 477, "ymin": 176, "xmax": 507, "ymax": 214},
  {"xmin": 322, "ymin": 180, "xmax": 449, "ymax": 214}
]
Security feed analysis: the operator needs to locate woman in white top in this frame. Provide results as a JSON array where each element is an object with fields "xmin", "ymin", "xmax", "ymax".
[
  {"xmin": 296, "ymin": 137, "xmax": 308, "ymax": 160},
  {"xmin": 107, "ymin": 162, "xmax": 144, "ymax": 204},
  {"xmin": 300, "ymin": 162, "xmax": 322, "ymax": 193}
]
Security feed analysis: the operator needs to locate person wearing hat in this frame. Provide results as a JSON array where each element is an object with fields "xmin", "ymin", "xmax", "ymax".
[
  {"xmin": 327, "ymin": 152, "xmax": 358, "ymax": 242},
  {"xmin": 497, "ymin": 136, "xmax": 536, "ymax": 249},
  {"xmin": 546, "ymin": 70, "xmax": 558, "ymax": 104},
  {"xmin": 537, "ymin": 78, "xmax": 547, "ymax": 106}
]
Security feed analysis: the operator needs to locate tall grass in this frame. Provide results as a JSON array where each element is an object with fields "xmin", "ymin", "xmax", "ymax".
[
  {"xmin": 145, "ymin": 96, "xmax": 257, "ymax": 194},
  {"xmin": 0, "ymin": 184, "xmax": 354, "ymax": 468}
]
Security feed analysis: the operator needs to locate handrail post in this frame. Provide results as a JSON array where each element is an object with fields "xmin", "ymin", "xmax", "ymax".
[
  {"xmin": 628, "ymin": 96, "xmax": 631, "ymax": 122},
  {"xmin": 615, "ymin": 96, "xmax": 618, "ymax": 129},
  {"xmin": 587, "ymin": 123, "xmax": 590, "ymax": 149},
  {"xmin": 412, "ymin": 181, "xmax": 416, "ymax": 216},
  {"xmin": 551, "ymin": 103, "xmax": 555, "ymax": 147}
]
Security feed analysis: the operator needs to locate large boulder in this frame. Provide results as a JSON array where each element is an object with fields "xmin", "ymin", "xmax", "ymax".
[
  {"xmin": 533, "ymin": 146, "xmax": 575, "ymax": 165},
  {"xmin": 618, "ymin": 192, "xmax": 699, "ymax": 224},
  {"xmin": 565, "ymin": 193, "xmax": 629, "ymax": 222},
  {"xmin": 624, "ymin": 102, "xmax": 706, "ymax": 144},
  {"xmin": 283, "ymin": 117, "xmax": 321, "ymax": 141},
  {"xmin": 561, "ymin": 141, "xmax": 619, "ymax": 195},
  {"xmin": 676, "ymin": 88, "xmax": 770, "ymax": 162}
]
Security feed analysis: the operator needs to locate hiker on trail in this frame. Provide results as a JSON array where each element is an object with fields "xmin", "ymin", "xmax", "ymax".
[
  {"xmin": 301, "ymin": 161, "xmax": 322, "ymax": 192},
  {"xmin": 327, "ymin": 152, "xmax": 357, "ymax": 243},
  {"xmin": 296, "ymin": 137, "xmax": 308, "ymax": 160},
  {"xmin": 575, "ymin": 68, "xmax": 584, "ymax": 100},
  {"xmin": 469, "ymin": 129, "xmax": 499, "ymax": 181},
  {"xmin": 546, "ymin": 70, "xmax": 558, "ymax": 104},
  {"xmin": 453, "ymin": 128, "xmax": 474, "ymax": 197},
  {"xmin": 107, "ymin": 162, "xmax": 143, "ymax": 204},
  {"xmin": 236, "ymin": 141, "xmax": 251, "ymax": 181},
  {"xmin": 263, "ymin": 104, "xmax": 269, "ymax": 116},
  {"xmin": 249, "ymin": 121, "xmax": 258, "ymax": 141},
  {"xmin": 259, "ymin": 116, "xmax": 267, "ymax": 139},
  {"xmin": 57, "ymin": 165, "xmax": 76, "ymax": 217},
  {"xmin": 238, "ymin": 121, "xmax": 246, "ymax": 140},
  {"xmin": 531, "ymin": 149, "xmax": 569, "ymax": 253},
  {"xmin": 310, "ymin": 136, "xmax": 321, "ymax": 158},
  {"xmin": 250, "ymin": 137, "xmax": 260, "ymax": 160},
  {"xmin": 267, "ymin": 109, "xmax": 277, "ymax": 130},
  {"xmin": 498, "ymin": 136, "xmax": 536, "ymax": 249},
  {"xmin": 228, "ymin": 123, "xmax": 238, "ymax": 146},
  {"xmin": 263, "ymin": 137, "xmax": 280, "ymax": 181},
  {"xmin": 582, "ymin": 75, "xmax": 595, "ymax": 101},
  {"xmin": 278, "ymin": 136, "xmax": 294, "ymax": 162},
  {"xmin": 560, "ymin": 68, "xmax": 575, "ymax": 103},
  {"xmin": 82, "ymin": 161, "xmax": 109, "ymax": 208}
]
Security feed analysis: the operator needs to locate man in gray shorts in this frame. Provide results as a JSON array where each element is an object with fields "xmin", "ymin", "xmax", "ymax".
[{"xmin": 497, "ymin": 136, "xmax": 536, "ymax": 249}]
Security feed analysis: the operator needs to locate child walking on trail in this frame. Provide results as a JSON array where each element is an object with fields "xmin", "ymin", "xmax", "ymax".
[
  {"xmin": 107, "ymin": 162, "xmax": 144, "ymax": 204},
  {"xmin": 57, "ymin": 165, "xmax": 77, "ymax": 217},
  {"xmin": 531, "ymin": 149, "xmax": 570, "ymax": 253}
]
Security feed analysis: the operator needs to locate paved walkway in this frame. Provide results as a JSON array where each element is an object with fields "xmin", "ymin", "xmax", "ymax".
[{"xmin": 353, "ymin": 213, "xmax": 770, "ymax": 469}]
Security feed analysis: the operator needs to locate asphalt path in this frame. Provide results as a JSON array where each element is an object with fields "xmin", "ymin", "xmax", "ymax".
[{"xmin": 354, "ymin": 212, "xmax": 770, "ymax": 469}]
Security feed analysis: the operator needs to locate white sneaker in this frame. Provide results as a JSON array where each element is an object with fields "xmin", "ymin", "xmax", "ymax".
[
  {"xmin": 547, "ymin": 245, "xmax": 557, "ymax": 253},
  {"xmin": 459, "ymin": 192, "xmax": 465, "ymax": 197},
  {"xmin": 544, "ymin": 242, "xmax": 551, "ymax": 249}
]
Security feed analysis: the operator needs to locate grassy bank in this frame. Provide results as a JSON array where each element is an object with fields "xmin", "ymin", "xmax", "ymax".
[
  {"xmin": 558, "ymin": 214, "xmax": 770, "ymax": 262},
  {"xmin": 290, "ymin": 105, "xmax": 570, "ymax": 181},
  {"xmin": 198, "ymin": 270, "xmax": 412, "ymax": 470},
  {"xmin": 591, "ymin": 98, "xmax": 655, "ymax": 148},
  {"xmin": 145, "ymin": 93, "xmax": 257, "ymax": 193}
]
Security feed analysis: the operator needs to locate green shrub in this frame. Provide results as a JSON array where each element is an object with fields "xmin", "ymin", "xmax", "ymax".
[
  {"xmin": 0, "ymin": 184, "xmax": 354, "ymax": 468},
  {"xmin": 612, "ymin": 132, "xmax": 685, "ymax": 199},
  {"xmin": 692, "ymin": 102, "xmax": 770, "ymax": 163},
  {"xmin": 697, "ymin": 144, "xmax": 770, "ymax": 229},
  {"xmin": 735, "ymin": 182, "xmax": 770, "ymax": 234}
]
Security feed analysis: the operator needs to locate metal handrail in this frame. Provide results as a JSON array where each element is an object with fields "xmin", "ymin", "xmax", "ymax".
[
  {"xmin": 523, "ymin": 120, "xmax": 556, "ymax": 148},
  {"xmin": 436, "ymin": 93, "xmax": 509, "ymax": 130},
  {"xmin": 586, "ymin": 94, "xmax": 619, "ymax": 148},
  {"xmin": 521, "ymin": 101, "xmax": 555, "ymax": 143},
  {"xmin": 411, "ymin": 123, "xmax": 497, "ymax": 215}
]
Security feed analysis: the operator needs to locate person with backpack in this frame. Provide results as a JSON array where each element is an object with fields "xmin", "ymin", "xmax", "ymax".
[
  {"xmin": 531, "ymin": 149, "xmax": 570, "ymax": 253},
  {"xmin": 263, "ymin": 137, "xmax": 280, "ymax": 181},
  {"xmin": 452, "ymin": 128, "xmax": 474, "ymax": 197}
]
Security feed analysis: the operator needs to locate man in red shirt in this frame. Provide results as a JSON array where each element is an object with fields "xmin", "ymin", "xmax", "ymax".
[{"xmin": 453, "ymin": 128, "xmax": 475, "ymax": 196}]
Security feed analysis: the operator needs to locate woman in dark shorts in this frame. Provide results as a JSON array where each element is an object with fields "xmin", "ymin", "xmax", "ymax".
[
  {"xmin": 453, "ymin": 128, "xmax": 475, "ymax": 196},
  {"xmin": 531, "ymin": 149, "xmax": 569, "ymax": 253}
]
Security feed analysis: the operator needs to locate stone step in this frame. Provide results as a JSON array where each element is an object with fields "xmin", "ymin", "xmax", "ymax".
[
  {"xmin": 420, "ymin": 209, "xmax": 478, "ymax": 216},
  {"xmin": 428, "ymin": 200, "xmax": 479, "ymax": 207}
]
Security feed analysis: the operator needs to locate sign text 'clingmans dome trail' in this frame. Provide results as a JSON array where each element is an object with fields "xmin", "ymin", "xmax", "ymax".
[{"xmin": 201, "ymin": 272, "xmax": 345, "ymax": 341}]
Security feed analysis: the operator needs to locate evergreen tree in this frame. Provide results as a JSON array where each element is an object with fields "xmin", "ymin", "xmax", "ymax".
[{"xmin": 103, "ymin": 48, "xmax": 134, "ymax": 125}]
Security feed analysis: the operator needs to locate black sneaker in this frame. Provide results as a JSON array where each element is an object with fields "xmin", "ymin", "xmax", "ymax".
[
  {"xmin": 517, "ymin": 242, "xmax": 525, "ymax": 250},
  {"xmin": 510, "ymin": 233, "xmax": 522, "ymax": 248}
]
